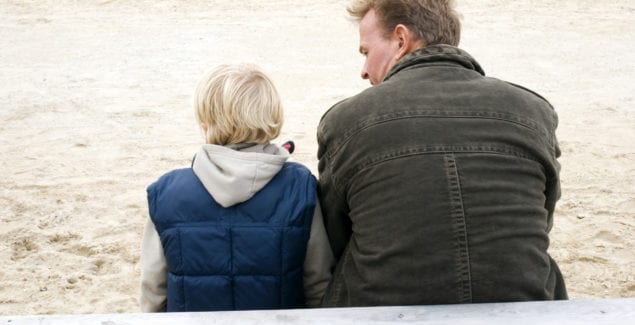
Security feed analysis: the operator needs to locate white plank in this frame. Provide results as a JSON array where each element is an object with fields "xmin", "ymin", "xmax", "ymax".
[{"xmin": 1, "ymin": 298, "xmax": 633, "ymax": 325}]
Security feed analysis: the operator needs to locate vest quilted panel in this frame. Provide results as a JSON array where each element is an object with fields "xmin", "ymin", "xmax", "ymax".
[
  {"xmin": 232, "ymin": 227, "xmax": 281, "ymax": 275},
  {"xmin": 281, "ymin": 267, "xmax": 305, "ymax": 306},
  {"xmin": 234, "ymin": 275, "xmax": 279, "ymax": 309},
  {"xmin": 148, "ymin": 162, "xmax": 316, "ymax": 311},
  {"xmin": 169, "ymin": 274, "xmax": 233, "ymax": 311}
]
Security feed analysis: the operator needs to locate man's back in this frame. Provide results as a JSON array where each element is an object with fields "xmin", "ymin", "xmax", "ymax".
[{"xmin": 317, "ymin": 45, "xmax": 567, "ymax": 306}]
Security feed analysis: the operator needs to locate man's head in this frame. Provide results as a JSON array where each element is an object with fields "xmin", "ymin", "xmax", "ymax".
[
  {"xmin": 349, "ymin": 0, "xmax": 461, "ymax": 85},
  {"xmin": 194, "ymin": 64, "xmax": 283, "ymax": 145}
]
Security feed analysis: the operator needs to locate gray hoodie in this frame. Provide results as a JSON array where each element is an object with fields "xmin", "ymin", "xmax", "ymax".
[{"xmin": 140, "ymin": 143, "xmax": 334, "ymax": 311}]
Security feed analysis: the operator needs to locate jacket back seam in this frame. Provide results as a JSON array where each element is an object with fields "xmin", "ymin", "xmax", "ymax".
[{"xmin": 444, "ymin": 153, "xmax": 473, "ymax": 302}]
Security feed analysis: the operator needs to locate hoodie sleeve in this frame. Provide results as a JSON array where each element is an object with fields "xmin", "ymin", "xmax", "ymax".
[
  {"xmin": 140, "ymin": 217, "xmax": 168, "ymax": 312},
  {"xmin": 303, "ymin": 196, "xmax": 335, "ymax": 307}
]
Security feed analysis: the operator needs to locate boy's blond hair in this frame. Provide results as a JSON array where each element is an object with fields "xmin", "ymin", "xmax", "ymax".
[{"xmin": 194, "ymin": 64, "xmax": 283, "ymax": 145}]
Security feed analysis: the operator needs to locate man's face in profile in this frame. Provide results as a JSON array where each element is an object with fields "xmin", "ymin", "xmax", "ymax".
[{"xmin": 358, "ymin": 9, "xmax": 401, "ymax": 86}]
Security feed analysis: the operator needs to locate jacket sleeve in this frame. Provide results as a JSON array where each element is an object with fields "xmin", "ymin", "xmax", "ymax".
[
  {"xmin": 139, "ymin": 217, "xmax": 167, "ymax": 312},
  {"xmin": 303, "ymin": 196, "xmax": 335, "ymax": 307},
  {"xmin": 545, "ymin": 108, "xmax": 561, "ymax": 232},
  {"xmin": 317, "ymin": 129, "xmax": 352, "ymax": 260}
]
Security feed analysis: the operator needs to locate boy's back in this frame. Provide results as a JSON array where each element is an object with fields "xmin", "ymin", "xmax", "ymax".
[
  {"xmin": 147, "ymin": 145, "xmax": 317, "ymax": 311},
  {"xmin": 140, "ymin": 64, "xmax": 333, "ymax": 312}
]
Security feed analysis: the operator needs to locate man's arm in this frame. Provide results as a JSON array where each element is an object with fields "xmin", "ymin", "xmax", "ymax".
[
  {"xmin": 317, "ymin": 128, "xmax": 352, "ymax": 260},
  {"xmin": 318, "ymin": 179, "xmax": 352, "ymax": 260},
  {"xmin": 303, "ymin": 197, "xmax": 335, "ymax": 307}
]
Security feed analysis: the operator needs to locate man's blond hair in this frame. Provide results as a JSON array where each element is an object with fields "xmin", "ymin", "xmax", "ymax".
[
  {"xmin": 193, "ymin": 64, "xmax": 283, "ymax": 145},
  {"xmin": 348, "ymin": 0, "xmax": 461, "ymax": 46}
]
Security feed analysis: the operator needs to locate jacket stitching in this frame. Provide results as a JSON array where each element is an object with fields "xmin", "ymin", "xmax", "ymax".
[
  {"xmin": 230, "ymin": 227, "xmax": 235, "ymax": 309},
  {"xmin": 326, "ymin": 110, "xmax": 543, "ymax": 159},
  {"xmin": 279, "ymin": 229, "xmax": 283, "ymax": 307},
  {"xmin": 177, "ymin": 228, "xmax": 186, "ymax": 310},
  {"xmin": 335, "ymin": 146, "xmax": 538, "ymax": 194},
  {"xmin": 444, "ymin": 154, "xmax": 473, "ymax": 303},
  {"xmin": 338, "ymin": 243, "xmax": 351, "ymax": 305}
]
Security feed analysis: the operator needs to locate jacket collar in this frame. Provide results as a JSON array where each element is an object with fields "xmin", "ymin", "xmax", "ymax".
[{"xmin": 384, "ymin": 44, "xmax": 485, "ymax": 82}]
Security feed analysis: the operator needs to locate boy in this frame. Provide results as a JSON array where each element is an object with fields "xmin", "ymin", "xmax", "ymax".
[{"xmin": 140, "ymin": 64, "xmax": 333, "ymax": 312}]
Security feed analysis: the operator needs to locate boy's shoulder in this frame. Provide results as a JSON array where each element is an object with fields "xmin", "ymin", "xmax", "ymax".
[
  {"xmin": 155, "ymin": 167, "xmax": 193, "ymax": 181},
  {"xmin": 275, "ymin": 162, "xmax": 317, "ymax": 192},
  {"xmin": 282, "ymin": 162, "xmax": 315, "ymax": 178},
  {"xmin": 147, "ymin": 168, "xmax": 194, "ymax": 192},
  {"xmin": 283, "ymin": 161, "xmax": 310, "ymax": 171}
]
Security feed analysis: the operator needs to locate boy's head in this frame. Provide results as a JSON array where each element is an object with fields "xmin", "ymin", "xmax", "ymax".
[{"xmin": 194, "ymin": 64, "xmax": 283, "ymax": 145}]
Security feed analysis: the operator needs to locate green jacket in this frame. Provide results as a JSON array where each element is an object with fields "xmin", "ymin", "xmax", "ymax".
[{"xmin": 317, "ymin": 45, "xmax": 567, "ymax": 306}]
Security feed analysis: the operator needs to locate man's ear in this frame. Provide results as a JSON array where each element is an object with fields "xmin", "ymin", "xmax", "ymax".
[{"xmin": 393, "ymin": 24, "xmax": 425, "ymax": 60}]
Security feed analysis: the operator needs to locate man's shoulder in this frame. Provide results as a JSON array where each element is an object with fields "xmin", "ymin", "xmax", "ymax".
[
  {"xmin": 319, "ymin": 97, "xmax": 350, "ymax": 123},
  {"xmin": 319, "ymin": 85, "xmax": 386, "ymax": 124},
  {"xmin": 317, "ymin": 92, "xmax": 366, "ymax": 144},
  {"xmin": 477, "ymin": 76, "xmax": 554, "ymax": 111},
  {"xmin": 502, "ymin": 81, "xmax": 554, "ymax": 108}
]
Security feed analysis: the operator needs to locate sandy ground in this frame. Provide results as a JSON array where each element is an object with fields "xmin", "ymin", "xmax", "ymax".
[{"xmin": 0, "ymin": 0, "xmax": 633, "ymax": 315}]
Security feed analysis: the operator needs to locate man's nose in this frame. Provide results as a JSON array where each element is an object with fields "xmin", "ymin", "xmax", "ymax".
[{"xmin": 361, "ymin": 69, "xmax": 369, "ymax": 80}]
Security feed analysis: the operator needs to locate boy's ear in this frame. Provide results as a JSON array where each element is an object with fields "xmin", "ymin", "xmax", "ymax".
[{"xmin": 200, "ymin": 123, "xmax": 208, "ymax": 133}]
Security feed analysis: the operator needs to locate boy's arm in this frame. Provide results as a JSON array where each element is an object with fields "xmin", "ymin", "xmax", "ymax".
[
  {"xmin": 140, "ymin": 217, "xmax": 168, "ymax": 312},
  {"xmin": 303, "ymin": 197, "xmax": 335, "ymax": 307}
]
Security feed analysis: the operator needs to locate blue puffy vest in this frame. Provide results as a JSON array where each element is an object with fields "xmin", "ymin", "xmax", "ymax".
[{"xmin": 147, "ymin": 162, "xmax": 316, "ymax": 311}]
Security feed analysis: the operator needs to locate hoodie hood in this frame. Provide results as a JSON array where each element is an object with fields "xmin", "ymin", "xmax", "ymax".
[{"xmin": 192, "ymin": 143, "xmax": 289, "ymax": 208}]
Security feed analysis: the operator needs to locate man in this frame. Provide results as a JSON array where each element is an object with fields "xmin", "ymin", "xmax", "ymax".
[{"xmin": 317, "ymin": 0, "xmax": 567, "ymax": 307}]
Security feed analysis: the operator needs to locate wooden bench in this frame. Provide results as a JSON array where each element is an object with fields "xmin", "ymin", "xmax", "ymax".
[{"xmin": 1, "ymin": 298, "xmax": 633, "ymax": 324}]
